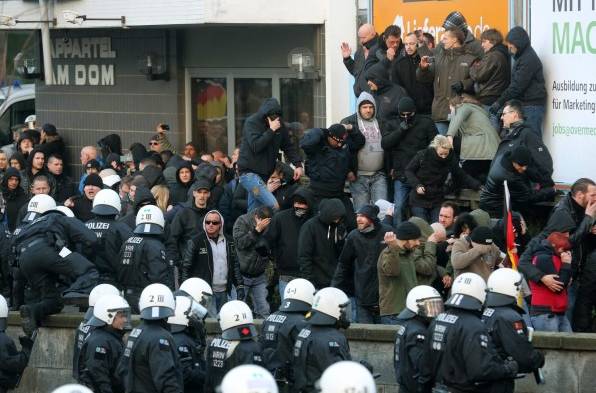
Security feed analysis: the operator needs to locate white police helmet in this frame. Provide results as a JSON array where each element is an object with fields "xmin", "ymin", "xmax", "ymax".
[
  {"xmin": 50, "ymin": 384, "xmax": 93, "ymax": 393},
  {"xmin": 0, "ymin": 294, "xmax": 8, "ymax": 331},
  {"xmin": 219, "ymin": 365, "xmax": 278, "ymax": 393},
  {"xmin": 54, "ymin": 206, "xmax": 75, "ymax": 217},
  {"xmin": 168, "ymin": 295, "xmax": 192, "ymax": 330},
  {"xmin": 309, "ymin": 287, "xmax": 351, "ymax": 328},
  {"xmin": 88, "ymin": 294, "xmax": 130, "ymax": 328},
  {"xmin": 92, "ymin": 189, "xmax": 122, "ymax": 216},
  {"xmin": 401, "ymin": 285, "xmax": 444, "ymax": 319},
  {"xmin": 103, "ymin": 174, "xmax": 121, "ymax": 188},
  {"xmin": 446, "ymin": 272, "xmax": 487, "ymax": 311},
  {"xmin": 486, "ymin": 268, "xmax": 523, "ymax": 308},
  {"xmin": 317, "ymin": 361, "xmax": 376, "ymax": 393},
  {"xmin": 27, "ymin": 194, "xmax": 56, "ymax": 214},
  {"xmin": 179, "ymin": 277, "xmax": 214, "ymax": 306},
  {"xmin": 85, "ymin": 283, "xmax": 120, "ymax": 321},
  {"xmin": 219, "ymin": 300, "xmax": 257, "ymax": 340},
  {"xmin": 139, "ymin": 283, "xmax": 175, "ymax": 320},
  {"xmin": 279, "ymin": 278, "xmax": 315, "ymax": 313},
  {"xmin": 134, "ymin": 205, "xmax": 165, "ymax": 235}
]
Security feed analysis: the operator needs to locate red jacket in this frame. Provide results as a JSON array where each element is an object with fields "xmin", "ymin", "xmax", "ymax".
[{"xmin": 529, "ymin": 242, "xmax": 572, "ymax": 314}]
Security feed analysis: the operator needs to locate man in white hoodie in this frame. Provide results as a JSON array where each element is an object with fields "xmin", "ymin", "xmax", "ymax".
[{"xmin": 341, "ymin": 92, "xmax": 388, "ymax": 211}]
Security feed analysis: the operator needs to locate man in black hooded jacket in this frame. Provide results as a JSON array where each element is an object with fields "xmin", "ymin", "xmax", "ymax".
[
  {"xmin": 366, "ymin": 62, "xmax": 409, "ymax": 125},
  {"xmin": 297, "ymin": 198, "xmax": 346, "ymax": 290},
  {"xmin": 236, "ymin": 97, "xmax": 303, "ymax": 212}
]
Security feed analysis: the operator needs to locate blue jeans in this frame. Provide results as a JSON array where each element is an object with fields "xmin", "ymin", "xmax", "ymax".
[
  {"xmin": 393, "ymin": 180, "xmax": 411, "ymax": 227},
  {"xmin": 411, "ymin": 206, "xmax": 440, "ymax": 224},
  {"xmin": 380, "ymin": 314, "xmax": 400, "ymax": 325},
  {"xmin": 239, "ymin": 172, "xmax": 279, "ymax": 212},
  {"xmin": 242, "ymin": 273, "xmax": 270, "ymax": 318},
  {"xmin": 349, "ymin": 171, "xmax": 388, "ymax": 211},
  {"xmin": 522, "ymin": 105, "xmax": 545, "ymax": 138},
  {"xmin": 434, "ymin": 121, "xmax": 449, "ymax": 135},
  {"xmin": 531, "ymin": 313, "xmax": 572, "ymax": 332},
  {"xmin": 211, "ymin": 291, "xmax": 229, "ymax": 316},
  {"xmin": 356, "ymin": 303, "xmax": 381, "ymax": 324}
]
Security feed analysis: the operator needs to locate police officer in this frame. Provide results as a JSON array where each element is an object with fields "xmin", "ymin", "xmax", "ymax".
[
  {"xmin": 219, "ymin": 365, "xmax": 278, "ymax": 393},
  {"xmin": 116, "ymin": 205, "xmax": 174, "ymax": 312},
  {"xmin": 293, "ymin": 287, "xmax": 352, "ymax": 393},
  {"xmin": 394, "ymin": 285, "xmax": 444, "ymax": 393},
  {"xmin": 260, "ymin": 278, "xmax": 315, "ymax": 390},
  {"xmin": 318, "ymin": 361, "xmax": 376, "ymax": 393},
  {"xmin": 425, "ymin": 272, "xmax": 519, "ymax": 393},
  {"xmin": 18, "ymin": 194, "xmax": 57, "ymax": 228},
  {"xmin": 482, "ymin": 268, "xmax": 545, "ymax": 393},
  {"xmin": 73, "ymin": 283, "xmax": 120, "ymax": 380},
  {"xmin": 117, "ymin": 283, "xmax": 183, "ymax": 392},
  {"xmin": 77, "ymin": 294, "xmax": 130, "ymax": 393},
  {"xmin": 51, "ymin": 384, "xmax": 93, "ymax": 393},
  {"xmin": 168, "ymin": 291, "xmax": 212, "ymax": 391},
  {"xmin": 204, "ymin": 300, "xmax": 263, "ymax": 393},
  {"xmin": 14, "ymin": 202, "xmax": 99, "ymax": 336},
  {"xmin": 0, "ymin": 294, "xmax": 33, "ymax": 393},
  {"xmin": 85, "ymin": 189, "xmax": 133, "ymax": 285}
]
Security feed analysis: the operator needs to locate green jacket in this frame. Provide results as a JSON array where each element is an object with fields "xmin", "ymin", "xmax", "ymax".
[{"xmin": 446, "ymin": 103, "xmax": 500, "ymax": 160}]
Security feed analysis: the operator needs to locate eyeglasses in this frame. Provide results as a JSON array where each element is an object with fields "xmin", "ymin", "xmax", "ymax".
[
  {"xmin": 205, "ymin": 220, "xmax": 221, "ymax": 225},
  {"xmin": 149, "ymin": 141, "xmax": 160, "ymax": 146}
]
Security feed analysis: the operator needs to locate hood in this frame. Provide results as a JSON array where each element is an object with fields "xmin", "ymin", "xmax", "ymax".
[
  {"xmin": 470, "ymin": 209, "xmax": 491, "ymax": 228},
  {"xmin": 202, "ymin": 209, "xmax": 224, "ymax": 236},
  {"xmin": 506, "ymin": 26, "xmax": 530, "ymax": 57},
  {"xmin": 9, "ymin": 152, "xmax": 27, "ymax": 170},
  {"xmin": 195, "ymin": 162, "xmax": 217, "ymax": 184},
  {"xmin": 176, "ymin": 161, "xmax": 195, "ymax": 186},
  {"xmin": 292, "ymin": 186, "xmax": 315, "ymax": 213},
  {"xmin": 257, "ymin": 97, "xmax": 282, "ymax": 119},
  {"xmin": 140, "ymin": 165, "xmax": 165, "ymax": 188},
  {"xmin": 210, "ymin": 161, "xmax": 226, "ymax": 186},
  {"xmin": 276, "ymin": 161, "xmax": 296, "ymax": 184},
  {"xmin": 162, "ymin": 166, "xmax": 177, "ymax": 185},
  {"xmin": 409, "ymin": 216, "xmax": 433, "ymax": 239},
  {"xmin": 133, "ymin": 186, "xmax": 156, "ymax": 210},
  {"xmin": 98, "ymin": 133, "xmax": 122, "ymax": 156},
  {"xmin": 129, "ymin": 143, "xmax": 148, "ymax": 167},
  {"xmin": 26, "ymin": 146, "xmax": 44, "ymax": 168},
  {"xmin": 318, "ymin": 198, "xmax": 346, "ymax": 225},
  {"xmin": 166, "ymin": 154, "xmax": 186, "ymax": 169},
  {"xmin": 365, "ymin": 62, "xmax": 392, "ymax": 91},
  {"xmin": 356, "ymin": 92, "xmax": 377, "ymax": 121},
  {"xmin": 105, "ymin": 153, "xmax": 121, "ymax": 167},
  {"xmin": 1, "ymin": 167, "xmax": 21, "ymax": 189}
]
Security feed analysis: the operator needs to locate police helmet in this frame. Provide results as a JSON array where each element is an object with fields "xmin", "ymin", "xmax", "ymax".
[
  {"xmin": 279, "ymin": 278, "xmax": 315, "ymax": 313},
  {"xmin": 317, "ymin": 361, "xmax": 376, "ymax": 393},
  {"xmin": 219, "ymin": 365, "xmax": 278, "ymax": 393},
  {"xmin": 0, "ymin": 294, "xmax": 8, "ymax": 331},
  {"xmin": 139, "ymin": 283, "xmax": 175, "ymax": 320},
  {"xmin": 88, "ymin": 294, "xmax": 130, "ymax": 328},
  {"xmin": 486, "ymin": 268, "xmax": 523, "ymax": 308},
  {"xmin": 50, "ymin": 384, "xmax": 93, "ymax": 393},
  {"xmin": 219, "ymin": 300, "xmax": 258, "ymax": 340},
  {"xmin": 92, "ymin": 189, "xmax": 122, "ymax": 216},
  {"xmin": 54, "ymin": 206, "xmax": 75, "ymax": 217},
  {"xmin": 446, "ymin": 272, "xmax": 487, "ymax": 311},
  {"xmin": 103, "ymin": 174, "xmax": 121, "ymax": 188},
  {"xmin": 308, "ymin": 287, "xmax": 351, "ymax": 328},
  {"xmin": 84, "ymin": 283, "xmax": 120, "ymax": 321},
  {"xmin": 399, "ymin": 285, "xmax": 444, "ymax": 319},
  {"xmin": 27, "ymin": 194, "xmax": 56, "ymax": 214},
  {"xmin": 179, "ymin": 277, "xmax": 214, "ymax": 306},
  {"xmin": 168, "ymin": 296, "xmax": 193, "ymax": 332},
  {"xmin": 134, "ymin": 205, "xmax": 165, "ymax": 235}
]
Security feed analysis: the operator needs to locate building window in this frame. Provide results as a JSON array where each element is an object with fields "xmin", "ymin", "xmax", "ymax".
[{"xmin": 191, "ymin": 77, "xmax": 228, "ymax": 154}]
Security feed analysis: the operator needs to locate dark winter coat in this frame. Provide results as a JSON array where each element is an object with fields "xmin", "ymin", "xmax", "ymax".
[
  {"xmin": 169, "ymin": 161, "xmax": 194, "ymax": 204},
  {"xmin": 233, "ymin": 212, "xmax": 271, "ymax": 277},
  {"xmin": 38, "ymin": 137, "xmax": 66, "ymax": 164},
  {"xmin": 366, "ymin": 62, "xmax": 409, "ymax": 124},
  {"xmin": 118, "ymin": 186, "xmax": 156, "ymax": 230},
  {"xmin": 470, "ymin": 43, "xmax": 511, "ymax": 105},
  {"xmin": 166, "ymin": 200, "xmax": 214, "ymax": 262},
  {"xmin": 52, "ymin": 172, "xmax": 76, "ymax": 204},
  {"xmin": 363, "ymin": 40, "xmax": 405, "ymax": 75},
  {"xmin": 139, "ymin": 165, "xmax": 165, "ymax": 189},
  {"xmin": 343, "ymin": 34, "xmax": 379, "ymax": 97},
  {"xmin": 1, "ymin": 168, "xmax": 27, "ymax": 232},
  {"xmin": 392, "ymin": 52, "xmax": 434, "ymax": 113},
  {"xmin": 218, "ymin": 178, "xmax": 247, "ymax": 236}
]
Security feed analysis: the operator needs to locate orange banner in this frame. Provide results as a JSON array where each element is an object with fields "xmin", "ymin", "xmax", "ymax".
[{"xmin": 373, "ymin": 0, "xmax": 509, "ymax": 42}]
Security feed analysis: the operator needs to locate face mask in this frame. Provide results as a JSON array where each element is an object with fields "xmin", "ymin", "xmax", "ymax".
[
  {"xmin": 294, "ymin": 207, "xmax": 308, "ymax": 218},
  {"xmin": 363, "ymin": 39, "xmax": 376, "ymax": 50},
  {"xmin": 400, "ymin": 113, "xmax": 415, "ymax": 129},
  {"xmin": 359, "ymin": 225, "xmax": 374, "ymax": 234}
]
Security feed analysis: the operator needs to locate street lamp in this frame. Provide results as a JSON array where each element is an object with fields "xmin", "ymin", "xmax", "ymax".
[
  {"xmin": 63, "ymin": 10, "xmax": 126, "ymax": 26},
  {"xmin": 0, "ymin": 15, "xmax": 56, "ymax": 26}
]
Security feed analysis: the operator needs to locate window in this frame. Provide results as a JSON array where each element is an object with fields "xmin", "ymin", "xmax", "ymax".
[{"xmin": 191, "ymin": 78, "xmax": 228, "ymax": 153}]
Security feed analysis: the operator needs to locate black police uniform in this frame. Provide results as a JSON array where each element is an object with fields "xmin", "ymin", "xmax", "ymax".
[
  {"xmin": 85, "ymin": 216, "xmax": 133, "ymax": 284},
  {"xmin": 204, "ymin": 325, "xmax": 263, "ymax": 393},
  {"xmin": 393, "ymin": 308, "xmax": 432, "ymax": 393},
  {"xmin": 482, "ymin": 294, "xmax": 545, "ymax": 393},
  {"xmin": 72, "ymin": 314, "xmax": 95, "ymax": 380},
  {"xmin": 425, "ymin": 296, "xmax": 519, "ymax": 393},
  {"xmin": 260, "ymin": 299, "xmax": 309, "ymax": 386},
  {"xmin": 14, "ymin": 211, "xmax": 98, "ymax": 331},
  {"xmin": 0, "ymin": 321, "xmax": 31, "ymax": 393},
  {"xmin": 116, "ymin": 234, "xmax": 174, "ymax": 313},
  {"xmin": 77, "ymin": 326, "xmax": 126, "ymax": 393},
  {"xmin": 118, "ymin": 320, "xmax": 183, "ymax": 393},
  {"xmin": 171, "ymin": 322, "xmax": 207, "ymax": 392},
  {"xmin": 292, "ymin": 323, "xmax": 351, "ymax": 393}
]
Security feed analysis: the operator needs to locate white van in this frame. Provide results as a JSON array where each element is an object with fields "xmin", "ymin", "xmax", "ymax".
[{"xmin": 0, "ymin": 83, "xmax": 35, "ymax": 144}]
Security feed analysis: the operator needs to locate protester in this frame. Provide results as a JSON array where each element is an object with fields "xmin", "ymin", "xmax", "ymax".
[{"xmin": 341, "ymin": 23, "xmax": 379, "ymax": 97}]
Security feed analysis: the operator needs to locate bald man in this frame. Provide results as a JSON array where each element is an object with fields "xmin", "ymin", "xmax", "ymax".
[
  {"xmin": 78, "ymin": 146, "xmax": 99, "ymax": 194},
  {"xmin": 341, "ymin": 23, "xmax": 378, "ymax": 97}
]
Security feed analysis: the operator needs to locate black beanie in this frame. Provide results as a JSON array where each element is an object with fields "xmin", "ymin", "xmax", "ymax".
[
  {"xmin": 357, "ymin": 204, "xmax": 380, "ymax": 222},
  {"xmin": 470, "ymin": 226, "xmax": 494, "ymax": 245},
  {"xmin": 327, "ymin": 124, "xmax": 347, "ymax": 139},
  {"xmin": 396, "ymin": 221, "xmax": 421, "ymax": 240},
  {"xmin": 398, "ymin": 97, "xmax": 417, "ymax": 114},
  {"xmin": 510, "ymin": 146, "xmax": 531, "ymax": 166},
  {"xmin": 84, "ymin": 173, "xmax": 103, "ymax": 188}
]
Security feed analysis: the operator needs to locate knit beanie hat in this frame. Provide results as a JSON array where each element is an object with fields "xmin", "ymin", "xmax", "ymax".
[
  {"xmin": 398, "ymin": 97, "xmax": 417, "ymax": 114},
  {"xmin": 396, "ymin": 221, "xmax": 422, "ymax": 240},
  {"xmin": 84, "ymin": 173, "xmax": 103, "ymax": 188},
  {"xmin": 357, "ymin": 204, "xmax": 380, "ymax": 223},
  {"xmin": 443, "ymin": 11, "xmax": 468, "ymax": 32},
  {"xmin": 327, "ymin": 124, "xmax": 347, "ymax": 139},
  {"xmin": 470, "ymin": 226, "xmax": 494, "ymax": 245},
  {"xmin": 510, "ymin": 146, "xmax": 531, "ymax": 166}
]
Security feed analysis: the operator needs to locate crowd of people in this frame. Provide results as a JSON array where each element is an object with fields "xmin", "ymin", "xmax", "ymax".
[{"xmin": 0, "ymin": 9, "xmax": 595, "ymax": 393}]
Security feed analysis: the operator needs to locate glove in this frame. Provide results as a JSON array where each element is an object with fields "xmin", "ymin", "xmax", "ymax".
[
  {"xmin": 19, "ymin": 336, "xmax": 34, "ymax": 357},
  {"xmin": 503, "ymin": 358, "xmax": 519, "ymax": 377},
  {"xmin": 450, "ymin": 81, "xmax": 464, "ymax": 95},
  {"xmin": 236, "ymin": 286, "xmax": 246, "ymax": 301},
  {"xmin": 489, "ymin": 103, "xmax": 500, "ymax": 116},
  {"xmin": 359, "ymin": 359, "xmax": 374, "ymax": 374}
]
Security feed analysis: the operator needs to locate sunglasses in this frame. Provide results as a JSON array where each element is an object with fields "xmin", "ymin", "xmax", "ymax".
[
  {"xmin": 205, "ymin": 220, "xmax": 221, "ymax": 225},
  {"xmin": 149, "ymin": 141, "xmax": 160, "ymax": 146}
]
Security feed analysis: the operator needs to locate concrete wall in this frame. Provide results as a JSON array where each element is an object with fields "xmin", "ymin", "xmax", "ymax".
[{"xmin": 6, "ymin": 312, "xmax": 596, "ymax": 393}]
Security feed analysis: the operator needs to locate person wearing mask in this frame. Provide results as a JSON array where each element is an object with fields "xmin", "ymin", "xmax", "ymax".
[
  {"xmin": 332, "ymin": 204, "xmax": 393, "ymax": 324},
  {"xmin": 393, "ymin": 285, "xmax": 444, "ymax": 393},
  {"xmin": 450, "ymin": 226, "xmax": 502, "ymax": 282},
  {"xmin": 67, "ymin": 173, "xmax": 103, "ymax": 222},
  {"xmin": 0, "ymin": 294, "xmax": 33, "ymax": 392},
  {"xmin": 341, "ymin": 23, "xmax": 379, "ymax": 97},
  {"xmin": 265, "ymin": 187, "xmax": 315, "ymax": 297},
  {"xmin": 117, "ymin": 284, "xmax": 182, "ymax": 393},
  {"xmin": 46, "ymin": 155, "xmax": 75, "ymax": 204},
  {"xmin": 382, "ymin": 97, "xmax": 437, "ymax": 226},
  {"xmin": 297, "ymin": 198, "xmax": 346, "ymax": 290},
  {"xmin": 1, "ymin": 168, "xmax": 27, "ymax": 232},
  {"xmin": 489, "ymin": 26, "xmax": 547, "ymax": 137},
  {"xmin": 341, "ymin": 92, "xmax": 387, "ymax": 211},
  {"xmin": 181, "ymin": 210, "xmax": 245, "ymax": 313}
]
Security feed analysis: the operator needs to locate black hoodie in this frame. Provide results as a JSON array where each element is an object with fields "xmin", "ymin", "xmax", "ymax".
[
  {"xmin": 297, "ymin": 198, "xmax": 347, "ymax": 289},
  {"xmin": 169, "ymin": 161, "xmax": 195, "ymax": 204},
  {"xmin": 1, "ymin": 167, "xmax": 27, "ymax": 231},
  {"xmin": 237, "ymin": 98, "xmax": 302, "ymax": 180},
  {"xmin": 365, "ymin": 62, "xmax": 409, "ymax": 124}
]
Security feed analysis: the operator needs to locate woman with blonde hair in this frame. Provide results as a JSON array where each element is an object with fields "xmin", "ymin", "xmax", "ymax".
[
  {"xmin": 151, "ymin": 184, "xmax": 171, "ymax": 213},
  {"xmin": 405, "ymin": 135, "xmax": 481, "ymax": 223}
]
